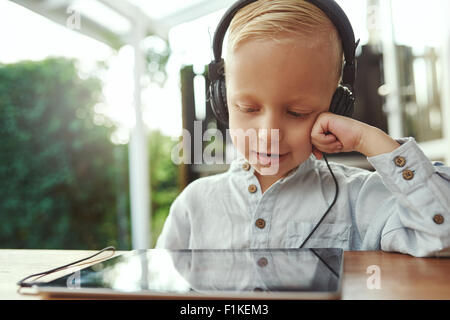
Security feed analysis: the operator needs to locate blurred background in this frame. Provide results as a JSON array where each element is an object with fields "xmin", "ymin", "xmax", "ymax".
[{"xmin": 1, "ymin": 0, "xmax": 449, "ymax": 250}]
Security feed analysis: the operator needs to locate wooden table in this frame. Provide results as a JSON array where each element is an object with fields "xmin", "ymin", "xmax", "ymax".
[{"xmin": 1, "ymin": 250, "xmax": 450, "ymax": 300}]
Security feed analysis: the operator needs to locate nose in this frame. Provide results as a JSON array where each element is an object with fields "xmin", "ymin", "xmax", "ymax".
[{"xmin": 257, "ymin": 110, "xmax": 283, "ymax": 150}]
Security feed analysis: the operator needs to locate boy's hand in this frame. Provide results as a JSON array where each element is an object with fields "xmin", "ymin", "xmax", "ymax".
[{"xmin": 311, "ymin": 112, "xmax": 401, "ymax": 160}]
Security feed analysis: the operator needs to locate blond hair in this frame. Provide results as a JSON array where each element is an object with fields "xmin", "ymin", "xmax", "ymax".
[{"xmin": 226, "ymin": 0, "xmax": 344, "ymax": 82}]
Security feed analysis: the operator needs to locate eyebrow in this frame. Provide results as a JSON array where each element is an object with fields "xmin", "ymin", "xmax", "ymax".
[
  {"xmin": 285, "ymin": 96, "xmax": 319, "ymax": 106},
  {"xmin": 232, "ymin": 93, "xmax": 258, "ymax": 101},
  {"xmin": 232, "ymin": 93, "xmax": 321, "ymax": 109}
]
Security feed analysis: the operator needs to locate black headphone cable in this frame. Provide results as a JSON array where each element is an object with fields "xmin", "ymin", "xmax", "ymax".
[{"xmin": 299, "ymin": 154, "xmax": 339, "ymax": 248}]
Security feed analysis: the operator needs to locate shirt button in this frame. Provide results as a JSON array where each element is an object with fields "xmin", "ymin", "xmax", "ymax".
[
  {"xmin": 402, "ymin": 170, "xmax": 414, "ymax": 180},
  {"xmin": 433, "ymin": 214, "xmax": 444, "ymax": 225},
  {"xmin": 394, "ymin": 156, "xmax": 406, "ymax": 167},
  {"xmin": 242, "ymin": 162, "xmax": 251, "ymax": 171},
  {"xmin": 248, "ymin": 184, "xmax": 257, "ymax": 193},
  {"xmin": 257, "ymin": 257, "xmax": 268, "ymax": 267},
  {"xmin": 255, "ymin": 218, "xmax": 266, "ymax": 229}
]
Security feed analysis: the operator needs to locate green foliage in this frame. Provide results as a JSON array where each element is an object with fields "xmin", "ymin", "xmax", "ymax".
[
  {"xmin": 148, "ymin": 130, "xmax": 180, "ymax": 247},
  {"xmin": 0, "ymin": 57, "xmax": 130, "ymax": 249},
  {"xmin": 0, "ymin": 56, "xmax": 179, "ymax": 250}
]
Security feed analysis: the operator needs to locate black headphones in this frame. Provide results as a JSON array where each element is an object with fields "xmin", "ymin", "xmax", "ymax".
[{"xmin": 208, "ymin": 0, "xmax": 359, "ymax": 127}]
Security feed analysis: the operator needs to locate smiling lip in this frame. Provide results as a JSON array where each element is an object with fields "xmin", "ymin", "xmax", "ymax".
[
  {"xmin": 253, "ymin": 151, "xmax": 288, "ymax": 157},
  {"xmin": 251, "ymin": 151, "xmax": 289, "ymax": 165}
]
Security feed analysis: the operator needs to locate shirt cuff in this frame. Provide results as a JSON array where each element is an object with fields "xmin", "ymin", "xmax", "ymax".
[{"xmin": 367, "ymin": 137, "xmax": 436, "ymax": 194}]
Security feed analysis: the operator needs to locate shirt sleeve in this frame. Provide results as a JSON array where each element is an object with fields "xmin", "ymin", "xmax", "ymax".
[
  {"xmin": 362, "ymin": 137, "xmax": 450, "ymax": 257},
  {"xmin": 155, "ymin": 192, "xmax": 191, "ymax": 249}
]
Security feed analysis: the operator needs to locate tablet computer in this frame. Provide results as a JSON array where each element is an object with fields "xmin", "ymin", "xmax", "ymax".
[{"xmin": 35, "ymin": 248, "xmax": 344, "ymax": 300}]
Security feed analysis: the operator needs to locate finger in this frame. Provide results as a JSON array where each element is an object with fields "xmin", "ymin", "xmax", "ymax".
[
  {"xmin": 311, "ymin": 138, "xmax": 340, "ymax": 152},
  {"xmin": 312, "ymin": 132, "xmax": 337, "ymax": 145},
  {"xmin": 318, "ymin": 141, "xmax": 343, "ymax": 154}
]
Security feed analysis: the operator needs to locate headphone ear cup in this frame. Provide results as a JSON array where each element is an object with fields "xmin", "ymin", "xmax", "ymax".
[
  {"xmin": 329, "ymin": 86, "xmax": 343, "ymax": 115},
  {"xmin": 209, "ymin": 77, "xmax": 229, "ymax": 126},
  {"xmin": 342, "ymin": 86, "xmax": 355, "ymax": 117},
  {"xmin": 329, "ymin": 85, "xmax": 355, "ymax": 118}
]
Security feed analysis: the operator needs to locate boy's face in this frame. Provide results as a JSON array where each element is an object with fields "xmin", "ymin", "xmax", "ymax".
[{"xmin": 225, "ymin": 37, "xmax": 339, "ymax": 181}]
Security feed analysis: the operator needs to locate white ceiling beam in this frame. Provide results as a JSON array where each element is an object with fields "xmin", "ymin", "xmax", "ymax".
[
  {"xmin": 98, "ymin": 0, "xmax": 170, "ymax": 41},
  {"xmin": 35, "ymin": 0, "xmax": 72, "ymax": 10},
  {"xmin": 12, "ymin": 0, "xmax": 238, "ymax": 47},
  {"xmin": 161, "ymin": 0, "xmax": 235, "ymax": 29},
  {"xmin": 11, "ymin": 0, "xmax": 125, "ymax": 49}
]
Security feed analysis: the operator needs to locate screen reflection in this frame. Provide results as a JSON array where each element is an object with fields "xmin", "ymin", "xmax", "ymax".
[{"xmin": 42, "ymin": 248, "xmax": 342, "ymax": 295}]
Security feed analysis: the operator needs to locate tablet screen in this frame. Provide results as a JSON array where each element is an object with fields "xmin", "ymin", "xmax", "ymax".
[{"xmin": 37, "ymin": 248, "xmax": 343, "ymax": 298}]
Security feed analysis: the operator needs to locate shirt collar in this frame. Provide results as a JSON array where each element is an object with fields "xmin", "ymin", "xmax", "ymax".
[{"xmin": 229, "ymin": 154, "xmax": 316, "ymax": 183}]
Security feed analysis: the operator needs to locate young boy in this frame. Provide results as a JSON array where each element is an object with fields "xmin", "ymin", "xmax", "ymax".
[{"xmin": 156, "ymin": 0, "xmax": 450, "ymax": 257}]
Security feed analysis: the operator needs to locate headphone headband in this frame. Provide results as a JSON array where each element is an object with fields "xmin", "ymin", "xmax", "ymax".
[{"xmin": 209, "ymin": 0, "xmax": 358, "ymax": 87}]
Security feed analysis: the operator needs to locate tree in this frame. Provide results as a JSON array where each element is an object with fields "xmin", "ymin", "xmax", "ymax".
[
  {"xmin": 0, "ymin": 57, "xmax": 129, "ymax": 249},
  {"xmin": 147, "ymin": 130, "xmax": 180, "ymax": 247}
]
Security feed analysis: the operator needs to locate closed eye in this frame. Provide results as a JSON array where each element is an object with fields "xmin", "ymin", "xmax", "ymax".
[
  {"xmin": 235, "ymin": 105, "xmax": 259, "ymax": 113},
  {"xmin": 287, "ymin": 111, "xmax": 312, "ymax": 119},
  {"xmin": 234, "ymin": 105, "xmax": 312, "ymax": 118}
]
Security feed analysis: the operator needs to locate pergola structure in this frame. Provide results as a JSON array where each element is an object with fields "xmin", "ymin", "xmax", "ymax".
[{"xmin": 12, "ymin": 0, "xmax": 236, "ymax": 249}]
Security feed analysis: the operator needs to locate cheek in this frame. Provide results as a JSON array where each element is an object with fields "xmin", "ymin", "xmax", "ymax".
[
  {"xmin": 228, "ymin": 113, "xmax": 251, "ymax": 154},
  {"xmin": 284, "ymin": 121, "xmax": 315, "ymax": 155},
  {"xmin": 228, "ymin": 110, "xmax": 245, "ymax": 129},
  {"xmin": 229, "ymin": 111, "xmax": 250, "ymax": 138}
]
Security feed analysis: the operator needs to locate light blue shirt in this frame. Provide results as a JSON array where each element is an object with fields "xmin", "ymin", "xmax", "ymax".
[{"xmin": 156, "ymin": 138, "xmax": 450, "ymax": 257}]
